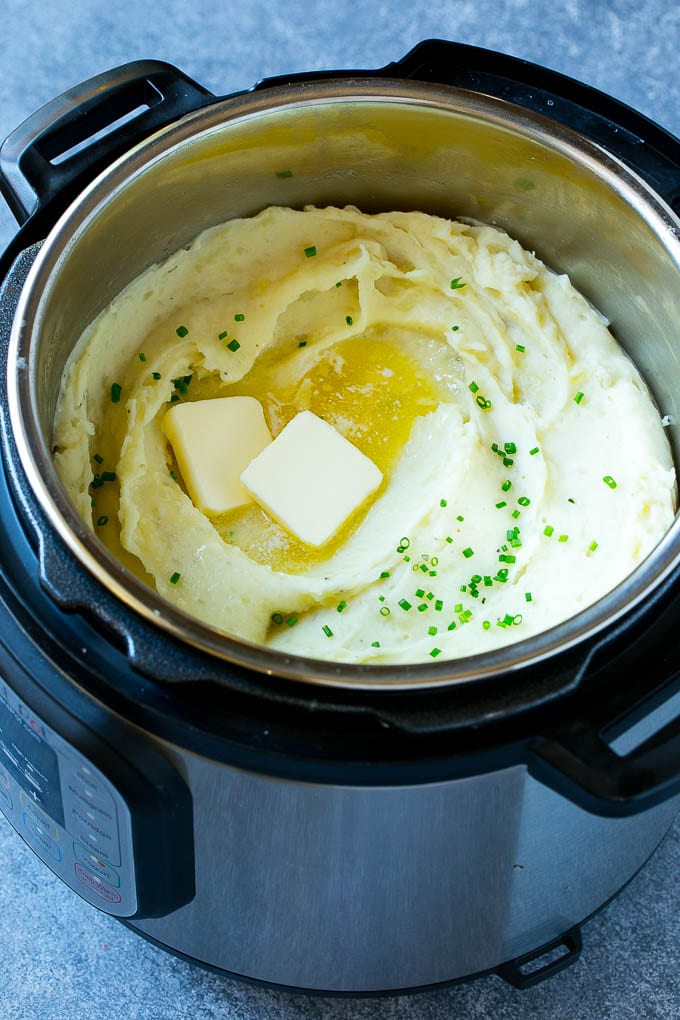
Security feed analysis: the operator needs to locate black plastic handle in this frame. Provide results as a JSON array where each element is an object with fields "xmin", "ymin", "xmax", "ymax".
[
  {"xmin": 527, "ymin": 575, "xmax": 680, "ymax": 817},
  {"xmin": 384, "ymin": 40, "xmax": 680, "ymax": 214},
  {"xmin": 0, "ymin": 60, "xmax": 214, "ymax": 226}
]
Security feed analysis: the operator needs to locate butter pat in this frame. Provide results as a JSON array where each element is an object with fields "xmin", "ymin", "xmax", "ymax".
[
  {"xmin": 162, "ymin": 396, "xmax": 272, "ymax": 514},
  {"xmin": 241, "ymin": 410, "xmax": 383, "ymax": 546}
]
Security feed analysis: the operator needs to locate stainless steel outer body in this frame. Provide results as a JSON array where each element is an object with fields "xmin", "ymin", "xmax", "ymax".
[
  {"xmin": 129, "ymin": 736, "xmax": 679, "ymax": 991},
  {"xmin": 8, "ymin": 78, "xmax": 680, "ymax": 689}
]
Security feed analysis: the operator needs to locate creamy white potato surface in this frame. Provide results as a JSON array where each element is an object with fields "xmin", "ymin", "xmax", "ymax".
[{"xmin": 53, "ymin": 206, "xmax": 676, "ymax": 664}]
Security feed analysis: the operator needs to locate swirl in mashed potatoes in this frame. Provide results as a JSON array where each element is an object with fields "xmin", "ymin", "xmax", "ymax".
[{"xmin": 53, "ymin": 206, "xmax": 677, "ymax": 664}]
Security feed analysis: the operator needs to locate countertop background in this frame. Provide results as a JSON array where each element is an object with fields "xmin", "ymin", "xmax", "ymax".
[{"xmin": 0, "ymin": 1, "xmax": 679, "ymax": 1017}]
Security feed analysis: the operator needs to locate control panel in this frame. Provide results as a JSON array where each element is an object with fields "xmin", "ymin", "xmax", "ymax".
[{"xmin": 0, "ymin": 674, "xmax": 138, "ymax": 915}]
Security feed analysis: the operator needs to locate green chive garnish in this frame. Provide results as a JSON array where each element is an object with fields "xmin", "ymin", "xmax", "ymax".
[
  {"xmin": 110, "ymin": 382, "xmax": 122, "ymax": 403},
  {"xmin": 286, "ymin": 615, "xmax": 298, "ymax": 627},
  {"xmin": 543, "ymin": 525, "xmax": 554, "ymax": 537},
  {"xmin": 218, "ymin": 330, "xmax": 228, "ymax": 340},
  {"xmin": 440, "ymin": 498, "xmax": 448, "ymax": 507},
  {"xmin": 530, "ymin": 446, "xmax": 539, "ymax": 456},
  {"xmin": 169, "ymin": 572, "xmax": 181, "ymax": 585},
  {"xmin": 398, "ymin": 599, "xmax": 412, "ymax": 611},
  {"xmin": 96, "ymin": 515, "xmax": 108, "ymax": 527},
  {"xmin": 304, "ymin": 246, "xmax": 317, "ymax": 258},
  {"xmin": 559, "ymin": 534, "xmax": 569, "ymax": 543},
  {"xmin": 93, "ymin": 453, "xmax": 103, "ymax": 464},
  {"xmin": 502, "ymin": 480, "xmax": 512, "ymax": 492},
  {"xmin": 380, "ymin": 570, "xmax": 390, "ymax": 579},
  {"xmin": 337, "ymin": 601, "xmax": 347, "ymax": 613},
  {"xmin": 322, "ymin": 625, "xmax": 333, "ymax": 637},
  {"xmin": 175, "ymin": 325, "xmax": 189, "ymax": 338},
  {"xmin": 380, "ymin": 606, "xmax": 390, "ymax": 616},
  {"xmin": 574, "ymin": 391, "xmax": 584, "ymax": 404},
  {"xmin": 450, "ymin": 277, "xmax": 465, "ymax": 290},
  {"xmin": 603, "ymin": 475, "xmax": 617, "ymax": 489},
  {"xmin": 515, "ymin": 344, "xmax": 525, "ymax": 353},
  {"xmin": 138, "ymin": 352, "xmax": 147, "ymax": 362},
  {"xmin": 271, "ymin": 612, "xmax": 283, "ymax": 624},
  {"xmin": 298, "ymin": 340, "xmax": 307, "ymax": 348},
  {"xmin": 518, "ymin": 496, "xmax": 531, "ymax": 507},
  {"xmin": 345, "ymin": 315, "xmax": 353, "ymax": 326},
  {"xmin": 275, "ymin": 169, "xmax": 293, "ymax": 179},
  {"xmin": 428, "ymin": 626, "xmax": 437, "ymax": 636},
  {"xmin": 469, "ymin": 381, "xmax": 480, "ymax": 394},
  {"xmin": 462, "ymin": 547, "xmax": 474, "ymax": 558},
  {"xmin": 227, "ymin": 339, "xmax": 240, "ymax": 352},
  {"xmin": 371, "ymin": 641, "xmax": 380, "ymax": 648},
  {"xmin": 430, "ymin": 647, "xmax": 442, "ymax": 658},
  {"xmin": 234, "ymin": 313, "xmax": 245, "ymax": 322},
  {"xmin": 525, "ymin": 592, "xmax": 533, "ymax": 602}
]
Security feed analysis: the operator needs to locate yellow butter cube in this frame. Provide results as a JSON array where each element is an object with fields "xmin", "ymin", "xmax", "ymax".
[
  {"xmin": 240, "ymin": 410, "xmax": 383, "ymax": 546},
  {"xmin": 162, "ymin": 396, "xmax": 272, "ymax": 514}
]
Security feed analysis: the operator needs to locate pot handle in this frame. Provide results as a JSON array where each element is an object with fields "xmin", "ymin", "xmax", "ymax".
[
  {"xmin": 527, "ymin": 579, "xmax": 680, "ymax": 817},
  {"xmin": 384, "ymin": 40, "xmax": 680, "ymax": 213},
  {"xmin": 0, "ymin": 60, "xmax": 214, "ymax": 226}
]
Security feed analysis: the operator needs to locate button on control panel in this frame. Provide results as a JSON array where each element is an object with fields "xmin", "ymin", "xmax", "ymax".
[{"xmin": 0, "ymin": 676, "xmax": 137, "ymax": 917}]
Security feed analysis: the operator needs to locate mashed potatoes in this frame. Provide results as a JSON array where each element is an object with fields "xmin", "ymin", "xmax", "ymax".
[{"xmin": 53, "ymin": 206, "xmax": 676, "ymax": 664}]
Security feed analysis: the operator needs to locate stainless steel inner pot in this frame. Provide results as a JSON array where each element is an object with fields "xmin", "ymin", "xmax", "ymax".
[{"xmin": 9, "ymin": 78, "xmax": 680, "ymax": 688}]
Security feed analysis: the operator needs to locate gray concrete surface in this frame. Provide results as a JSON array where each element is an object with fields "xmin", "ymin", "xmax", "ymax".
[{"xmin": 1, "ymin": 0, "xmax": 679, "ymax": 1017}]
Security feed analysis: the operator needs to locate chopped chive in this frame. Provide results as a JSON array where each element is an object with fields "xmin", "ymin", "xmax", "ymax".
[
  {"xmin": 603, "ymin": 475, "xmax": 617, "ymax": 489},
  {"xmin": 501, "ymin": 480, "xmax": 512, "ymax": 492},
  {"xmin": 226, "ymin": 339, "xmax": 240, "ymax": 352},
  {"xmin": 415, "ymin": 588, "xmax": 425, "ymax": 598},
  {"xmin": 286, "ymin": 615, "xmax": 298, "ymax": 628},
  {"xmin": 440, "ymin": 498, "xmax": 448, "ymax": 507},
  {"xmin": 451, "ymin": 324, "xmax": 460, "ymax": 331},
  {"xmin": 450, "ymin": 277, "xmax": 466, "ymax": 290},
  {"xmin": 530, "ymin": 446, "xmax": 540, "ymax": 456},
  {"xmin": 398, "ymin": 536, "xmax": 411, "ymax": 550},
  {"xmin": 380, "ymin": 570, "xmax": 390, "ymax": 579},
  {"xmin": 335, "ymin": 281, "xmax": 343, "ymax": 287},
  {"xmin": 345, "ymin": 315, "xmax": 353, "ymax": 325},
  {"xmin": 574, "ymin": 391, "xmax": 584, "ymax": 404},
  {"xmin": 275, "ymin": 169, "xmax": 294, "ymax": 178},
  {"xmin": 511, "ymin": 509, "xmax": 521, "ymax": 520},
  {"xmin": 504, "ymin": 442, "xmax": 517, "ymax": 455},
  {"xmin": 456, "ymin": 515, "xmax": 464, "ymax": 523},
  {"xmin": 435, "ymin": 599, "xmax": 443, "ymax": 612},
  {"xmin": 543, "ymin": 525, "xmax": 554, "ymax": 537},
  {"xmin": 513, "ymin": 613, "xmax": 523, "ymax": 625},
  {"xmin": 170, "ymin": 470, "xmax": 177, "ymax": 480},
  {"xmin": 175, "ymin": 325, "xmax": 189, "ymax": 338},
  {"xmin": 515, "ymin": 344, "xmax": 525, "ymax": 353},
  {"xmin": 430, "ymin": 647, "xmax": 442, "ymax": 658},
  {"xmin": 558, "ymin": 534, "xmax": 569, "ymax": 543},
  {"xmin": 398, "ymin": 599, "xmax": 412, "ymax": 611},
  {"xmin": 518, "ymin": 496, "xmax": 531, "ymax": 507},
  {"xmin": 495, "ymin": 501, "xmax": 507, "ymax": 509},
  {"xmin": 503, "ymin": 457, "xmax": 514, "ymax": 467},
  {"xmin": 110, "ymin": 382, "xmax": 122, "ymax": 403},
  {"xmin": 322, "ymin": 625, "xmax": 333, "ymax": 638},
  {"xmin": 337, "ymin": 601, "xmax": 347, "ymax": 613},
  {"xmin": 298, "ymin": 340, "xmax": 307, "ymax": 347},
  {"xmin": 138, "ymin": 352, "xmax": 147, "ymax": 362},
  {"xmin": 447, "ymin": 621, "xmax": 457, "ymax": 631},
  {"xmin": 462, "ymin": 547, "xmax": 474, "ymax": 558},
  {"xmin": 218, "ymin": 330, "xmax": 228, "ymax": 340},
  {"xmin": 469, "ymin": 381, "xmax": 480, "ymax": 394},
  {"xmin": 101, "ymin": 471, "xmax": 116, "ymax": 482},
  {"xmin": 483, "ymin": 620, "xmax": 491, "ymax": 630},
  {"xmin": 417, "ymin": 603, "xmax": 428, "ymax": 613},
  {"xmin": 484, "ymin": 575, "xmax": 493, "ymax": 587},
  {"xmin": 446, "ymin": 536, "xmax": 454, "ymax": 543},
  {"xmin": 588, "ymin": 540, "xmax": 599, "ymax": 555},
  {"xmin": 428, "ymin": 626, "xmax": 438, "ymax": 636},
  {"xmin": 93, "ymin": 453, "xmax": 103, "ymax": 464},
  {"xmin": 152, "ymin": 371, "xmax": 161, "ymax": 380},
  {"xmin": 380, "ymin": 606, "xmax": 391, "ymax": 616},
  {"xmin": 304, "ymin": 246, "xmax": 317, "ymax": 258},
  {"xmin": 271, "ymin": 612, "xmax": 284, "ymax": 625},
  {"xmin": 498, "ymin": 553, "xmax": 516, "ymax": 563},
  {"xmin": 169, "ymin": 571, "xmax": 181, "ymax": 585},
  {"xmin": 430, "ymin": 557, "xmax": 439, "ymax": 567},
  {"xmin": 525, "ymin": 592, "xmax": 533, "ymax": 602},
  {"xmin": 96, "ymin": 515, "xmax": 108, "ymax": 527},
  {"xmin": 476, "ymin": 395, "xmax": 492, "ymax": 410},
  {"xmin": 371, "ymin": 640, "xmax": 381, "ymax": 648}
]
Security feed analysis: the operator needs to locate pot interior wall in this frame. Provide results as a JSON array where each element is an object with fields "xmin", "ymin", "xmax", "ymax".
[{"xmin": 29, "ymin": 88, "xmax": 680, "ymax": 479}]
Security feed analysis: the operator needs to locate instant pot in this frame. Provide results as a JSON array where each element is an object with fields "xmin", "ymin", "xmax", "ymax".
[{"xmin": 1, "ymin": 40, "xmax": 680, "ymax": 993}]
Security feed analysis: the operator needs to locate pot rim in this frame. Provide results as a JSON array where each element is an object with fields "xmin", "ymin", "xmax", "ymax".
[{"xmin": 8, "ymin": 76, "xmax": 680, "ymax": 691}]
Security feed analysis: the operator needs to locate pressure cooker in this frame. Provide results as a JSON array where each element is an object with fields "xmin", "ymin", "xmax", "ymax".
[{"xmin": 0, "ymin": 40, "xmax": 679, "ymax": 994}]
